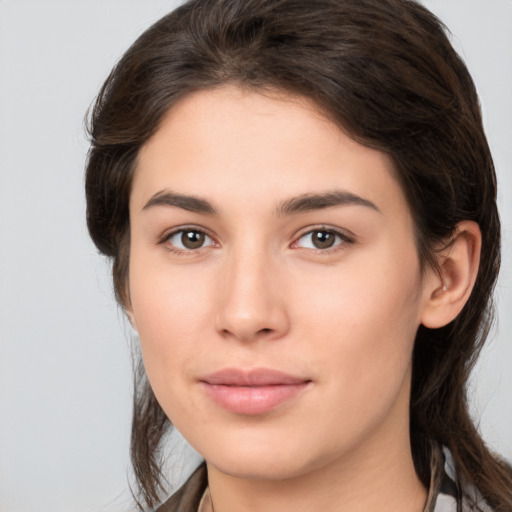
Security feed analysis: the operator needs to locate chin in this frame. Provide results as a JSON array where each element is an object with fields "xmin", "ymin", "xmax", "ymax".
[
  {"xmin": 194, "ymin": 427, "xmax": 336, "ymax": 482},
  {"xmin": 210, "ymin": 453, "xmax": 311, "ymax": 481}
]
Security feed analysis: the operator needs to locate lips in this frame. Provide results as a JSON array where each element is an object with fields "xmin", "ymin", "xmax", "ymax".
[{"xmin": 199, "ymin": 368, "xmax": 311, "ymax": 415}]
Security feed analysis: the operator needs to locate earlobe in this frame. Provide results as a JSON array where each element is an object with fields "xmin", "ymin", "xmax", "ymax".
[{"xmin": 420, "ymin": 221, "xmax": 481, "ymax": 329}]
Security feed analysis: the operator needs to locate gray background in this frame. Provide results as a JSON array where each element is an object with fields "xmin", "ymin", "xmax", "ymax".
[{"xmin": 0, "ymin": 1, "xmax": 510, "ymax": 511}]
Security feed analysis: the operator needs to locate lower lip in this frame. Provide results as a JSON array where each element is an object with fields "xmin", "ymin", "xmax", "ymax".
[{"xmin": 201, "ymin": 382, "xmax": 310, "ymax": 415}]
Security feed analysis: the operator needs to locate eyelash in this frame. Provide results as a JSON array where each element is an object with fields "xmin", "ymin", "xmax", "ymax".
[
  {"xmin": 160, "ymin": 226, "xmax": 354, "ymax": 255},
  {"xmin": 292, "ymin": 227, "xmax": 354, "ymax": 253},
  {"xmin": 160, "ymin": 226, "xmax": 217, "ymax": 255}
]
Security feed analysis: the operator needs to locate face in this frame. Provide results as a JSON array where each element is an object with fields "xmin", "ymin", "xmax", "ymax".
[{"xmin": 128, "ymin": 86, "xmax": 434, "ymax": 481}]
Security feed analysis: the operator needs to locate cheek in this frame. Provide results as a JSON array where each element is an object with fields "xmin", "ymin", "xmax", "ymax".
[
  {"xmin": 295, "ymin": 241, "xmax": 421, "ymax": 334},
  {"xmin": 294, "ymin": 245, "xmax": 422, "ymax": 402},
  {"xmin": 128, "ymin": 252, "xmax": 215, "ymax": 395}
]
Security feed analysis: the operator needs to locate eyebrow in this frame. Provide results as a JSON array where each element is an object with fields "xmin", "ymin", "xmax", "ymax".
[
  {"xmin": 142, "ymin": 189, "xmax": 380, "ymax": 216},
  {"xmin": 142, "ymin": 190, "xmax": 219, "ymax": 214},
  {"xmin": 276, "ymin": 190, "xmax": 380, "ymax": 216}
]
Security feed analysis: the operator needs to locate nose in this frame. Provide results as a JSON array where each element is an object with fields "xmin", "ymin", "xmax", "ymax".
[{"xmin": 215, "ymin": 246, "xmax": 290, "ymax": 343}]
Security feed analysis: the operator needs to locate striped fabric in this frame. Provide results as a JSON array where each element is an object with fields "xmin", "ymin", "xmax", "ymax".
[{"xmin": 430, "ymin": 446, "xmax": 493, "ymax": 512}]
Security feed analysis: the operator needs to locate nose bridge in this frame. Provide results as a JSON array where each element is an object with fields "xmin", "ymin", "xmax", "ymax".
[{"xmin": 215, "ymin": 236, "xmax": 288, "ymax": 341}]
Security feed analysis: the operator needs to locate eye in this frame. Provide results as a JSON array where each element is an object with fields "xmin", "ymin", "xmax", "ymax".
[
  {"xmin": 294, "ymin": 229, "xmax": 350, "ymax": 250},
  {"xmin": 165, "ymin": 229, "xmax": 216, "ymax": 251}
]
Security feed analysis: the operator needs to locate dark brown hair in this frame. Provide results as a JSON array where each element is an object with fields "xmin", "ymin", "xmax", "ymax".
[{"xmin": 85, "ymin": 0, "xmax": 511, "ymax": 509}]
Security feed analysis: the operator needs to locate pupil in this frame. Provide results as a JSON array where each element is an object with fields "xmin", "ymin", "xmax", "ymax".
[
  {"xmin": 313, "ymin": 231, "xmax": 334, "ymax": 249},
  {"xmin": 182, "ymin": 230, "xmax": 205, "ymax": 249}
]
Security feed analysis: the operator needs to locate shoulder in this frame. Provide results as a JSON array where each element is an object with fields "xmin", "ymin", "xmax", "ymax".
[{"xmin": 154, "ymin": 463, "xmax": 208, "ymax": 512}]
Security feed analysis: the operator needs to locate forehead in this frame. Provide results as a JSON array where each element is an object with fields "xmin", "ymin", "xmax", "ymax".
[{"xmin": 131, "ymin": 85, "xmax": 408, "ymax": 220}]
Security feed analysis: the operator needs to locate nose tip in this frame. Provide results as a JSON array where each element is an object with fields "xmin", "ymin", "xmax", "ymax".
[
  {"xmin": 214, "ymin": 259, "xmax": 289, "ymax": 343},
  {"xmin": 218, "ymin": 314, "xmax": 280, "ymax": 342}
]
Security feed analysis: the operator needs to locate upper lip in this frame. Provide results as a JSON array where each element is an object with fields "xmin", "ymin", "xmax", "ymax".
[{"xmin": 200, "ymin": 368, "xmax": 310, "ymax": 386}]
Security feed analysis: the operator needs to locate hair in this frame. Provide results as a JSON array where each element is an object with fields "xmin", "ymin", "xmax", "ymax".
[{"xmin": 85, "ymin": 0, "xmax": 511, "ymax": 510}]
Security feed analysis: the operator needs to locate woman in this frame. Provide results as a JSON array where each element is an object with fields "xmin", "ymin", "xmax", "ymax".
[{"xmin": 85, "ymin": 0, "xmax": 512, "ymax": 510}]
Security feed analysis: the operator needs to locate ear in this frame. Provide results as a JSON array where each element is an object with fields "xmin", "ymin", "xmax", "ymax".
[{"xmin": 420, "ymin": 220, "xmax": 481, "ymax": 329}]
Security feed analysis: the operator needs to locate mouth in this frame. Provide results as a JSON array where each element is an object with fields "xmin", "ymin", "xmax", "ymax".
[{"xmin": 199, "ymin": 368, "xmax": 312, "ymax": 415}]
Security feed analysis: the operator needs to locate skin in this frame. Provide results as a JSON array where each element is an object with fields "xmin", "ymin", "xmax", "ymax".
[{"xmin": 127, "ymin": 86, "xmax": 480, "ymax": 512}]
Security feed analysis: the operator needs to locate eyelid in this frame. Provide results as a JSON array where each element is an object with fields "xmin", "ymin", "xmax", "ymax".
[
  {"xmin": 159, "ymin": 225, "xmax": 218, "ymax": 253},
  {"xmin": 291, "ymin": 226, "xmax": 355, "ymax": 251}
]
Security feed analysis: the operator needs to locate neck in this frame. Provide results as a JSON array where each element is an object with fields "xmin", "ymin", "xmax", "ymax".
[
  {"xmin": 205, "ymin": 375, "xmax": 427, "ymax": 512},
  {"xmin": 206, "ymin": 431, "xmax": 426, "ymax": 512}
]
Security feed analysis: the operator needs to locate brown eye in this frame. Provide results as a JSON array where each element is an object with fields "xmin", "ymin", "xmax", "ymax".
[
  {"xmin": 166, "ymin": 229, "xmax": 214, "ymax": 251},
  {"xmin": 295, "ymin": 229, "xmax": 349, "ymax": 251},
  {"xmin": 311, "ymin": 231, "xmax": 335, "ymax": 249},
  {"xmin": 181, "ymin": 230, "xmax": 205, "ymax": 249}
]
